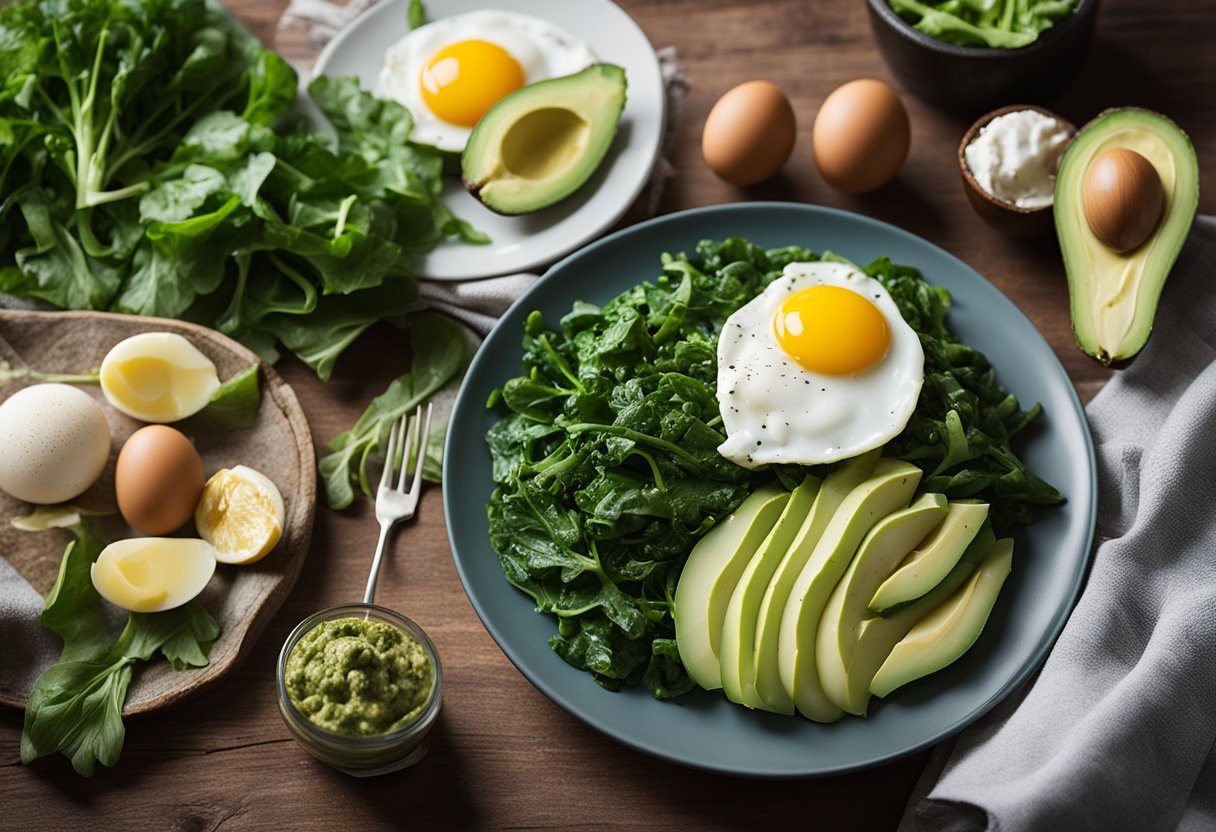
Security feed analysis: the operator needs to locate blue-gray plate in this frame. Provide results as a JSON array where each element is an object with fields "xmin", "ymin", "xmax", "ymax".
[{"xmin": 443, "ymin": 202, "xmax": 1097, "ymax": 778}]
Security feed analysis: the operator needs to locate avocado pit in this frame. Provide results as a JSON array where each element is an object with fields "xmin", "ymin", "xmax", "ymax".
[{"xmin": 1082, "ymin": 148, "xmax": 1165, "ymax": 253}]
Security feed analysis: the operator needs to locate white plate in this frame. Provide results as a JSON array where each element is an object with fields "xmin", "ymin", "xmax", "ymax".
[{"xmin": 312, "ymin": 0, "xmax": 666, "ymax": 281}]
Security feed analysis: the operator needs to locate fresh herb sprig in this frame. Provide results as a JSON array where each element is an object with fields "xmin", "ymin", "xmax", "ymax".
[{"xmin": 485, "ymin": 237, "xmax": 1062, "ymax": 698}]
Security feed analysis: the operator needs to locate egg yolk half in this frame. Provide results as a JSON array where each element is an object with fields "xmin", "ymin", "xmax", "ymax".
[
  {"xmin": 420, "ymin": 39, "xmax": 525, "ymax": 127},
  {"xmin": 773, "ymin": 285, "xmax": 890, "ymax": 375}
]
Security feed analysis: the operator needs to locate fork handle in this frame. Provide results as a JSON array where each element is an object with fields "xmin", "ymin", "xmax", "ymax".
[{"xmin": 363, "ymin": 520, "xmax": 393, "ymax": 605}]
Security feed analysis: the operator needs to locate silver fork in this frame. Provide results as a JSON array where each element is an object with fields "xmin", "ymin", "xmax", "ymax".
[{"xmin": 363, "ymin": 403, "xmax": 434, "ymax": 605}]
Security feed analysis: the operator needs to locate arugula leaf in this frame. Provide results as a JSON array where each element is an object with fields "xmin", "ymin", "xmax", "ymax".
[
  {"xmin": 20, "ymin": 525, "xmax": 219, "ymax": 776},
  {"xmin": 183, "ymin": 363, "xmax": 261, "ymax": 431},
  {"xmin": 37, "ymin": 526, "xmax": 110, "ymax": 662},
  {"xmin": 319, "ymin": 312, "xmax": 473, "ymax": 509}
]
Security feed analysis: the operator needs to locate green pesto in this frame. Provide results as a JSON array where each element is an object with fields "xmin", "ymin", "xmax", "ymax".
[{"xmin": 285, "ymin": 618, "xmax": 433, "ymax": 737}]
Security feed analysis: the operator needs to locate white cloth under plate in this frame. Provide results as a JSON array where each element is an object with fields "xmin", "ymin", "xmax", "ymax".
[{"xmin": 900, "ymin": 216, "xmax": 1216, "ymax": 832}]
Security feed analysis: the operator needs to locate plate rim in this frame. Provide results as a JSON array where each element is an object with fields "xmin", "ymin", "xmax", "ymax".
[
  {"xmin": 311, "ymin": 0, "xmax": 667, "ymax": 281},
  {"xmin": 444, "ymin": 201, "xmax": 1098, "ymax": 777}
]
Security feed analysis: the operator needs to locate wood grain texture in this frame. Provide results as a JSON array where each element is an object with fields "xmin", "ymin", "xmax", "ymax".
[{"xmin": 2, "ymin": 0, "xmax": 1213, "ymax": 829}]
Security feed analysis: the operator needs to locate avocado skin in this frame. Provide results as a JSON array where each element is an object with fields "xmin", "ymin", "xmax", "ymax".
[
  {"xmin": 461, "ymin": 64, "xmax": 628, "ymax": 216},
  {"xmin": 1054, "ymin": 107, "xmax": 1200, "ymax": 367}
]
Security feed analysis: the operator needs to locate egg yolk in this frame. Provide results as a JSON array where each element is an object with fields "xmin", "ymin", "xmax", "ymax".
[
  {"xmin": 773, "ymin": 285, "xmax": 890, "ymax": 375},
  {"xmin": 419, "ymin": 39, "xmax": 525, "ymax": 127}
]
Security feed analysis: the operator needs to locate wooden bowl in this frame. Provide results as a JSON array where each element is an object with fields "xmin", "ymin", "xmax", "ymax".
[
  {"xmin": 958, "ymin": 104, "xmax": 1077, "ymax": 237},
  {"xmin": 0, "ymin": 310, "xmax": 316, "ymax": 716}
]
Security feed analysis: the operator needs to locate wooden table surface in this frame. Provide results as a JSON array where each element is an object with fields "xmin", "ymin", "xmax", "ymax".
[{"xmin": 3, "ymin": 1, "xmax": 1213, "ymax": 829}]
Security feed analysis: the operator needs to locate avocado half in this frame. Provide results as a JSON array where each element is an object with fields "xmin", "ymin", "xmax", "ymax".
[
  {"xmin": 461, "ymin": 64, "xmax": 627, "ymax": 215},
  {"xmin": 1054, "ymin": 108, "xmax": 1199, "ymax": 366}
]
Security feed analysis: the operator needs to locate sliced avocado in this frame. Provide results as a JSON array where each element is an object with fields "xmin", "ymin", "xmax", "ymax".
[
  {"xmin": 816, "ymin": 493, "xmax": 948, "ymax": 714},
  {"xmin": 1055, "ymin": 107, "xmax": 1200, "ymax": 366},
  {"xmin": 461, "ymin": 64, "xmax": 627, "ymax": 215},
  {"xmin": 751, "ymin": 450, "xmax": 881, "ymax": 715},
  {"xmin": 673, "ymin": 483, "xmax": 789, "ymax": 691},
  {"xmin": 719, "ymin": 475, "xmax": 822, "ymax": 710},
  {"xmin": 777, "ymin": 459, "xmax": 923, "ymax": 722},
  {"xmin": 870, "ymin": 538, "xmax": 1014, "ymax": 699},
  {"xmin": 868, "ymin": 501, "xmax": 990, "ymax": 615},
  {"xmin": 840, "ymin": 526, "xmax": 1001, "ymax": 716}
]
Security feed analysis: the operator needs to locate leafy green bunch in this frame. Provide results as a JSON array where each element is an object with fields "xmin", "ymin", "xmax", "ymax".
[
  {"xmin": 486, "ymin": 237, "xmax": 1062, "ymax": 698},
  {"xmin": 0, "ymin": 0, "xmax": 480, "ymax": 379},
  {"xmin": 888, "ymin": 0, "xmax": 1080, "ymax": 49}
]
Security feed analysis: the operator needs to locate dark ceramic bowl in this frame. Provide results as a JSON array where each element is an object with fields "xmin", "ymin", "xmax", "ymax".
[
  {"xmin": 866, "ymin": 0, "xmax": 1099, "ymax": 115},
  {"xmin": 958, "ymin": 104, "xmax": 1077, "ymax": 236}
]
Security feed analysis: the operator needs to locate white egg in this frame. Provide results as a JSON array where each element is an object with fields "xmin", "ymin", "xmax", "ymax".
[
  {"xmin": 0, "ymin": 383, "xmax": 111, "ymax": 504},
  {"xmin": 378, "ymin": 9, "xmax": 597, "ymax": 152},
  {"xmin": 717, "ymin": 261, "xmax": 924, "ymax": 468}
]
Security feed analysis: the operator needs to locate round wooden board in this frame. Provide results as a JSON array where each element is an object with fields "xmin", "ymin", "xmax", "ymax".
[{"xmin": 0, "ymin": 310, "xmax": 316, "ymax": 716}]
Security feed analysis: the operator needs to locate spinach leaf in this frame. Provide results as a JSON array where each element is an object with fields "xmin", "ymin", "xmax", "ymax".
[{"xmin": 486, "ymin": 238, "xmax": 1062, "ymax": 699}]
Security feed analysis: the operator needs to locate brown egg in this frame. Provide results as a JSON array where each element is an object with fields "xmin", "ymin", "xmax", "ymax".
[
  {"xmin": 1082, "ymin": 148, "xmax": 1165, "ymax": 253},
  {"xmin": 115, "ymin": 425, "xmax": 205, "ymax": 535},
  {"xmin": 812, "ymin": 79, "xmax": 910, "ymax": 194},
  {"xmin": 702, "ymin": 80, "xmax": 797, "ymax": 186}
]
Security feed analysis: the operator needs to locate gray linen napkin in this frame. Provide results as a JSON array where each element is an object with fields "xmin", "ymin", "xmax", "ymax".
[
  {"xmin": 901, "ymin": 216, "xmax": 1216, "ymax": 832},
  {"xmin": 0, "ymin": 556, "xmax": 60, "ymax": 695},
  {"xmin": 417, "ymin": 273, "xmax": 538, "ymax": 336}
]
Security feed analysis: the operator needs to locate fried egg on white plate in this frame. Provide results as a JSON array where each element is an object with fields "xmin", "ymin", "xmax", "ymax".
[
  {"xmin": 377, "ymin": 9, "xmax": 597, "ymax": 153},
  {"xmin": 717, "ymin": 261, "xmax": 924, "ymax": 468}
]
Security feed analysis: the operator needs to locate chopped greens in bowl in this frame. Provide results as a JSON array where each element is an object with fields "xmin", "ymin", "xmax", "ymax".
[
  {"xmin": 483, "ymin": 236, "xmax": 1063, "ymax": 698},
  {"xmin": 887, "ymin": 0, "xmax": 1082, "ymax": 49}
]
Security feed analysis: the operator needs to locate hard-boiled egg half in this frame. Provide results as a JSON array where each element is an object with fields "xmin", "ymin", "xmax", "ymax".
[
  {"xmin": 717, "ymin": 261, "xmax": 924, "ymax": 468},
  {"xmin": 378, "ymin": 9, "xmax": 596, "ymax": 152},
  {"xmin": 91, "ymin": 538, "xmax": 217, "ymax": 613},
  {"xmin": 100, "ymin": 332, "xmax": 220, "ymax": 423}
]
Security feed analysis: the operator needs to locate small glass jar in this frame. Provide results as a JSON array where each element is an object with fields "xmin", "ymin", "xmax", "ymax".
[{"xmin": 276, "ymin": 603, "xmax": 442, "ymax": 777}]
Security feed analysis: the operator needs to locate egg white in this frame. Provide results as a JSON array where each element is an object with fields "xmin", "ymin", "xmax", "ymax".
[
  {"xmin": 716, "ymin": 261, "xmax": 924, "ymax": 469},
  {"xmin": 378, "ymin": 9, "xmax": 597, "ymax": 153}
]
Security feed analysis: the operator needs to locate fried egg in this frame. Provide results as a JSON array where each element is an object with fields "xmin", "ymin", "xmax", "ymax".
[
  {"xmin": 378, "ymin": 10, "xmax": 597, "ymax": 153},
  {"xmin": 717, "ymin": 261, "xmax": 924, "ymax": 468}
]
